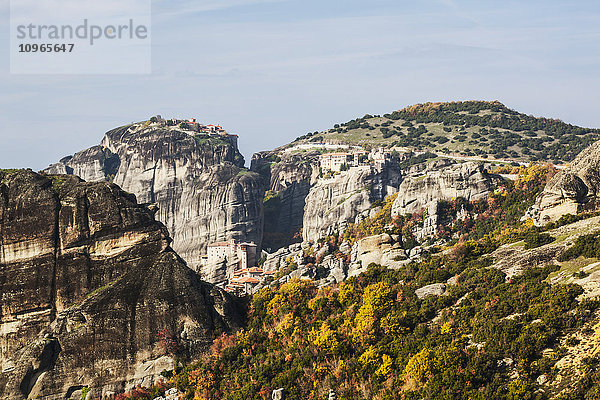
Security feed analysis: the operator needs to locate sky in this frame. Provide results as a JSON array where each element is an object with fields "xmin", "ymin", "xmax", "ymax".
[{"xmin": 0, "ymin": 0, "xmax": 599, "ymax": 170}]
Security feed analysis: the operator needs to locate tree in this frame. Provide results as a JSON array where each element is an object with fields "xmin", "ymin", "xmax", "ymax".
[
  {"xmin": 404, "ymin": 348, "xmax": 435, "ymax": 384},
  {"xmin": 157, "ymin": 328, "xmax": 181, "ymax": 355}
]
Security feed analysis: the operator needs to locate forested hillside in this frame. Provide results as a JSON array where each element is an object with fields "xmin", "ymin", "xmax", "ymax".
[{"xmin": 292, "ymin": 101, "xmax": 600, "ymax": 163}]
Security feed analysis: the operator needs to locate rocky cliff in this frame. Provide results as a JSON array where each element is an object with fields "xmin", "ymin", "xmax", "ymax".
[
  {"xmin": 0, "ymin": 170, "xmax": 243, "ymax": 399},
  {"xmin": 254, "ymin": 151, "xmax": 493, "ymax": 247},
  {"xmin": 45, "ymin": 122, "xmax": 265, "ymax": 275},
  {"xmin": 250, "ymin": 151, "xmax": 319, "ymax": 251},
  {"xmin": 391, "ymin": 160, "xmax": 499, "ymax": 216},
  {"xmin": 302, "ymin": 164, "xmax": 401, "ymax": 243},
  {"xmin": 529, "ymin": 140, "xmax": 600, "ymax": 225}
]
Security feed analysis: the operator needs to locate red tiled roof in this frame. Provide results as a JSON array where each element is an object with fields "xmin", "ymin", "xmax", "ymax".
[
  {"xmin": 238, "ymin": 277, "xmax": 260, "ymax": 284},
  {"xmin": 247, "ymin": 267, "xmax": 263, "ymax": 273},
  {"xmin": 208, "ymin": 241, "xmax": 231, "ymax": 247}
]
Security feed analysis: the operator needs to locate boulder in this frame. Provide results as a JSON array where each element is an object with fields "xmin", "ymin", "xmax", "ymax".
[
  {"xmin": 530, "ymin": 140, "xmax": 600, "ymax": 225},
  {"xmin": 415, "ymin": 283, "xmax": 447, "ymax": 299}
]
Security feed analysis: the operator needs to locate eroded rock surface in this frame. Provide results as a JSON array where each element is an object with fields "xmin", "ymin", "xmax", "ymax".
[
  {"xmin": 45, "ymin": 122, "xmax": 265, "ymax": 274},
  {"xmin": 391, "ymin": 161, "xmax": 498, "ymax": 216},
  {"xmin": 251, "ymin": 152, "xmax": 319, "ymax": 251},
  {"xmin": 302, "ymin": 165, "xmax": 401, "ymax": 243},
  {"xmin": 0, "ymin": 170, "xmax": 243, "ymax": 399},
  {"xmin": 415, "ymin": 283, "xmax": 447, "ymax": 299},
  {"xmin": 530, "ymin": 140, "xmax": 600, "ymax": 225}
]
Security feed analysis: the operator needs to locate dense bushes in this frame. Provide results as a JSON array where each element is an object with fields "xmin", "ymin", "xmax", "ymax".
[
  {"xmin": 397, "ymin": 151, "xmax": 437, "ymax": 169},
  {"xmin": 163, "ymin": 257, "xmax": 595, "ymax": 400},
  {"xmin": 523, "ymin": 231, "xmax": 555, "ymax": 249},
  {"xmin": 385, "ymin": 101, "xmax": 599, "ymax": 141},
  {"xmin": 558, "ymin": 232, "xmax": 600, "ymax": 261}
]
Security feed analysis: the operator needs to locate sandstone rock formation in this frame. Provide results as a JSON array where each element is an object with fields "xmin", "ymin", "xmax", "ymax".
[
  {"xmin": 261, "ymin": 243, "xmax": 304, "ymax": 273},
  {"xmin": 45, "ymin": 122, "xmax": 265, "ymax": 275},
  {"xmin": 302, "ymin": 164, "xmax": 401, "ymax": 243},
  {"xmin": 490, "ymin": 215, "xmax": 600, "ymax": 281},
  {"xmin": 252, "ymin": 150, "xmax": 402, "ymax": 249},
  {"xmin": 529, "ymin": 140, "xmax": 600, "ymax": 225},
  {"xmin": 348, "ymin": 234, "xmax": 409, "ymax": 277},
  {"xmin": 251, "ymin": 151, "xmax": 319, "ymax": 251},
  {"xmin": 0, "ymin": 170, "xmax": 243, "ymax": 399},
  {"xmin": 391, "ymin": 161, "xmax": 498, "ymax": 217},
  {"xmin": 415, "ymin": 283, "xmax": 447, "ymax": 299}
]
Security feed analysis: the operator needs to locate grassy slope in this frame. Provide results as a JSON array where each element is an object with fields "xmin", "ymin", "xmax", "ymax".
[{"xmin": 289, "ymin": 101, "xmax": 600, "ymax": 164}]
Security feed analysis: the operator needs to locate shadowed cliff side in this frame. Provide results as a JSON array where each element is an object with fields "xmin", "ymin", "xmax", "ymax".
[
  {"xmin": 0, "ymin": 170, "xmax": 244, "ymax": 400},
  {"xmin": 251, "ymin": 151, "xmax": 319, "ymax": 251}
]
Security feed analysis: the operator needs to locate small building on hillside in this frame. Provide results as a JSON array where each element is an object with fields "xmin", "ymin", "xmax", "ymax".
[
  {"xmin": 226, "ymin": 267, "xmax": 276, "ymax": 296},
  {"xmin": 319, "ymin": 153, "xmax": 354, "ymax": 172},
  {"xmin": 370, "ymin": 148, "xmax": 391, "ymax": 166},
  {"xmin": 207, "ymin": 240, "xmax": 258, "ymax": 271},
  {"xmin": 319, "ymin": 151, "xmax": 368, "ymax": 172}
]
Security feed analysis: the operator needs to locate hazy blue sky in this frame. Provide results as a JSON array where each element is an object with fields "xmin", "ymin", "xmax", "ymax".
[{"xmin": 1, "ymin": 0, "xmax": 599, "ymax": 169}]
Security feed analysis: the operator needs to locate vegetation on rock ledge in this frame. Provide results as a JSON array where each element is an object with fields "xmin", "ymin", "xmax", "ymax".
[{"xmin": 163, "ymin": 260, "xmax": 594, "ymax": 400}]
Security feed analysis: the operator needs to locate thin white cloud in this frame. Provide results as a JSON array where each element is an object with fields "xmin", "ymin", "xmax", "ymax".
[
  {"xmin": 153, "ymin": 0, "xmax": 284, "ymax": 20},
  {"xmin": 10, "ymin": 0, "xmax": 150, "ymax": 23}
]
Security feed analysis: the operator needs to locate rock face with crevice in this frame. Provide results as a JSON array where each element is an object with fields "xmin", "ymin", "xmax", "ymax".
[
  {"xmin": 391, "ymin": 160, "xmax": 498, "ymax": 217},
  {"xmin": 251, "ymin": 151, "xmax": 403, "ymax": 249},
  {"xmin": 0, "ymin": 170, "xmax": 243, "ymax": 400},
  {"xmin": 45, "ymin": 122, "xmax": 265, "ymax": 275},
  {"xmin": 302, "ymin": 164, "xmax": 402, "ymax": 243},
  {"xmin": 251, "ymin": 151, "xmax": 319, "ymax": 251}
]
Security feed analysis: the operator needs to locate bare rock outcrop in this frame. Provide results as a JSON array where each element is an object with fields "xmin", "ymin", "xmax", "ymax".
[
  {"xmin": 45, "ymin": 122, "xmax": 265, "ymax": 276},
  {"xmin": 491, "ymin": 215, "xmax": 600, "ymax": 278},
  {"xmin": 529, "ymin": 140, "xmax": 600, "ymax": 225},
  {"xmin": 251, "ymin": 152, "xmax": 319, "ymax": 251},
  {"xmin": 415, "ymin": 283, "xmax": 447, "ymax": 299},
  {"xmin": 0, "ymin": 170, "xmax": 243, "ymax": 399},
  {"xmin": 302, "ymin": 164, "xmax": 401, "ymax": 243},
  {"xmin": 261, "ymin": 243, "xmax": 303, "ymax": 272},
  {"xmin": 347, "ymin": 234, "xmax": 409, "ymax": 277},
  {"xmin": 391, "ymin": 161, "xmax": 498, "ymax": 216}
]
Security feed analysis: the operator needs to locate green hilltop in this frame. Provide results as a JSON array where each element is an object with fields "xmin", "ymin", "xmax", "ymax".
[{"xmin": 292, "ymin": 101, "xmax": 600, "ymax": 163}]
